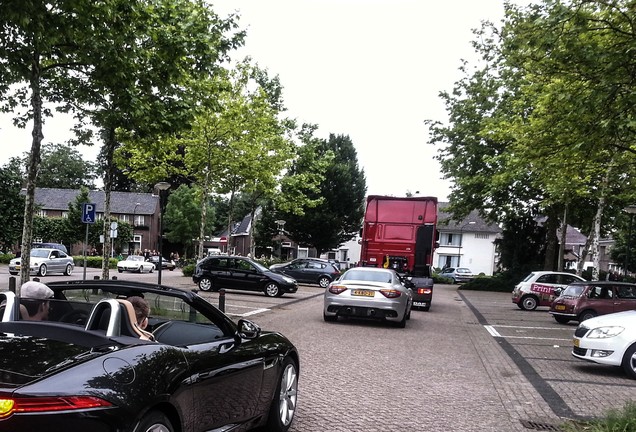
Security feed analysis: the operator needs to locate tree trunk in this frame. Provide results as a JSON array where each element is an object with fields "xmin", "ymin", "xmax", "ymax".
[
  {"xmin": 19, "ymin": 52, "xmax": 44, "ymax": 291},
  {"xmin": 543, "ymin": 209, "xmax": 559, "ymax": 271},
  {"xmin": 197, "ymin": 170, "xmax": 210, "ymax": 260},
  {"xmin": 101, "ymin": 128, "xmax": 116, "ymax": 280},
  {"xmin": 557, "ymin": 205, "xmax": 567, "ymax": 271}
]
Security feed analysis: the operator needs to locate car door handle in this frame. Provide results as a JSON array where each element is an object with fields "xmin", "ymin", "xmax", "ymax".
[{"xmin": 219, "ymin": 342, "xmax": 235, "ymax": 354}]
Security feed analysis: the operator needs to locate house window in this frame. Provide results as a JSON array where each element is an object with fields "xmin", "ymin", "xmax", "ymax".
[
  {"xmin": 297, "ymin": 247, "xmax": 308, "ymax": 258},
  {"xmin": 61, "ymin": 211, "xmax": 68, "ymax": 218},
  {"xmin": 441, "ymin": 233, "xmax": 460, "ymax": 246},
  {"xmin": 37, "ymin": 210, "xmax": 46, "ymax": 217},
  {"xmin": 120, "ymin": 214, "xmax": 131, "ymax": 223},
  {"xmin": 96, "ymin": 213, "xmax": 103, "ymax": 221},
  {"xmin": 135, "ymin": 215, "xmax": 145, "ymax": 226},
  {"xmin": 438, "ymin": 255, "xmax": 459, "ymax": 269},
  {"xmin": 475, "ymin": 233, "xmax": 490, "ymax": 239}
]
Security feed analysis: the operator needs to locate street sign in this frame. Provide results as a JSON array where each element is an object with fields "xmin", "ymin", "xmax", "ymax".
[{"xmin": 82, "ymin": 203, "xmax": 96, "ymax": 224}]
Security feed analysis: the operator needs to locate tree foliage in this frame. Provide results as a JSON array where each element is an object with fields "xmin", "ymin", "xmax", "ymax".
[
  {"xmin": 281, "ymin": 133, "xmax": 367, "ymax": 254},
  {"xmin": 31, "ymin": 143, "xmax": 97, "ymax": 189},
  {"xmin": 0, "ymin": 158, "xmax": 25, "ymax": 251},
  {"xmin": 427, "ymin": 0, "xmax": 636, "ymax": 277}
]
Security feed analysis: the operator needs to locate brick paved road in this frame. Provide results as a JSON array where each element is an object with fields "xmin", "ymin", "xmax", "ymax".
[{"xmin": 3, "ymin": 265, "xmax": 634, "ymax": 431}]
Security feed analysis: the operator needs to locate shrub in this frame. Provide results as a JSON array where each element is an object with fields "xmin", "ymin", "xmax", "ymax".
[
  {"xmin": 72, "ymin": 256, "xmax": 117, "ymax": 269},
  {"xmin": 181, "ymin": 264, "xmax": 195, "ymax": 277},
  {"xmin": 458, "ymin": 273, "xmax": 518, "ymax": 293},
  {"xmin": 0, "ymin": 253, "xmax": 15, "ymax": 264}
]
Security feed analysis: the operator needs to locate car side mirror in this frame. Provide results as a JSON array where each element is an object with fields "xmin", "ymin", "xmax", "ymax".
[
  {"xmin": 554, "ymin": 288, "xmax": 563, "ymax": 297},
  {"xmin": 237, "ymin": 319, "xmax": 261, "ymax": 339}
]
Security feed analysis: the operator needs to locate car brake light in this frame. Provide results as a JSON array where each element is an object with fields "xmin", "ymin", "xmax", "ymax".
[
  {"xmin": 0, "ymin": 396, "xmax": 112, "ymax": 418},
  {"xmin": 418, "ymin": 288, "xmax": 431, "ymax": 295},
  {"xmin": 328, "ymin": 285, "xmax": 348, "ymax": 294},
  {"xmin": 380, "ymin": 289, "xmax": 401, "ymax": 298}
]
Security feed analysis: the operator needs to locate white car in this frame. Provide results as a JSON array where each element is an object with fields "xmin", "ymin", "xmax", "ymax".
[
  {"xmin": 323, "ymin": 267, "xmax": 413, "ymax": 328},
  {"xmin": 117, "ymin": 255, "xmax": 155, "ymax": 273},
  {"xmin": 511, "ymin": 271, "xmax": 586, "ymax": 311},
  {"xmin": 572, "ymin": 310, "xmax": 636, "ymax": 379}
]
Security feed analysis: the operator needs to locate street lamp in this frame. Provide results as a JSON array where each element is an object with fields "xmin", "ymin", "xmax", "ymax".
[
  {"xmin": 155, "ymin": 182, "xmax": 171, "ymax": 285},
  {"xmin": 624, "ymin": 205, "xmax": 636, "ymax": 278},
  {"xmin": 130, "ymin": 202, "xmax": 140, "ymax": 255},
  {"xmin": 458, "ymin": 221, "xmax": 476, "ymax": 267}
]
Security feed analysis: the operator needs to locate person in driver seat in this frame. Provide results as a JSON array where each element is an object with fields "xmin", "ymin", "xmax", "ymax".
[
  {"xmin": 20, "ymin": 281, "xmax": 54, "ymax": 321},
  {"xmin": 127, "ymin": 296, "xmax": 155, "ymax": 341}
]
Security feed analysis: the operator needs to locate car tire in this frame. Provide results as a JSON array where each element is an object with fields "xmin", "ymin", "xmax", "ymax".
[
  {"xmin": 578, "ymin": 310, "xmax": 597, "ymax": 322},
  {"xmin": 621, "ymin": 343, "xmax": 636, "ymax": 380},
  {"xmin": 135, "ymin": 410, "xmax": 174, "ymax": 432},
  {"xmin": 38, "ymin": 264, "xmax": 47, "ymax": 277},
  {"xmin": 554, "ymin": 316, "xmax": 570, "ymax": 324},
  {"xmin": 451, "ymin": 278, "xmax": 457, "ymax": 284},
  {"xmin": 519, "ymin": 295, "xmax": 538, "ymax": 311},
  {"xmin": 318, "ymin": 276, "xmax": 331, "ymax": 288},
  {"xmin": 64, "ymin": 264, "xmax": 73, "ymax": 276},
  {"xmin": 264, "ymin": 282, "xmax": 282, "ymax": 297},
  {"xmin": 118, "ymin": 269, "xmax": 123, "ymax": 273},
  {"xmin": 323, "ymin": 312, "xmax": 337, "ymax": 322},
  {"xmin": 394, "ymin": 312, "xmax": 407, "ymax": 328},
  {"xmin": 149, "ymin": 266, "xmax": 154, "ymax": 273},
  {"xmin": 422, "ymin": 303, "xmax": 431, "ymax": 312},
  {"xmin": 198, "ymin": 277, "xmax": 213, "ymax": 292},
  {"xmin": 265, "ymin": 357, "xmax": 298, "ymax": 432},
  {"xmin": 406, "ymin": 306, "xmax": 412, "ymax": 320}
]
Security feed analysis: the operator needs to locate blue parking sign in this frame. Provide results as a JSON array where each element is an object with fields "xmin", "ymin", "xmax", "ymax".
[{"xmin": 82, "ymin": 203, "xmax": 96, "ymax": 224}]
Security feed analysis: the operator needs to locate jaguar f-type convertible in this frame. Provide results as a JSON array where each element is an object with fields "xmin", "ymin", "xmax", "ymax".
[{"xmin": 0, "ymin": 279, "xmax": 299, "ymax": 432}]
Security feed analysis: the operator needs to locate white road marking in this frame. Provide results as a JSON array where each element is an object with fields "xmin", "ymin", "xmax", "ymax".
[{"xmin": 484, "ymin": 324, "xmax": 572, "ymax": 341}]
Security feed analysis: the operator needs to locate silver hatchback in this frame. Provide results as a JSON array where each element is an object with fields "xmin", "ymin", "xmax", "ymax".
[{"xmin": 9, "ymin": 248, "xmax": 75, "ymax": 276}]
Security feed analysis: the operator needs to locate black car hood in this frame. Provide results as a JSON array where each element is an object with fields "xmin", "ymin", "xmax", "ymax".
[{"xmin": 0, "ymin": 333, "xmax": 107, "ymax": 387}]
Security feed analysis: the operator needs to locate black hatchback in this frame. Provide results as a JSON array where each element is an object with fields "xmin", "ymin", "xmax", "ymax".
[
  {"xmin": 269, "ymin": 258, "xmax": 341, "ymax": 288},
  {"xmin": 193, "ymin": 255, "xmax": 298, "ymax": 297}
]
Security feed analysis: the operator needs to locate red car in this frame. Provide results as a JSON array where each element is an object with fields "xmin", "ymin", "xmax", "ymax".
[{"xmin": 549, "ymin": 281, "xmax": 636, "ymax": 324}]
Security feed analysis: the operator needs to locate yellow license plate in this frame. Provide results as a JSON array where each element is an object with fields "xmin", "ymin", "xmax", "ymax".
[
  {"xmin": 15, "ymin": 265, "xmax": 20, "ymax": 270},
  {"xmin": 555, "ymin": 305, "xmax": 566, "ymax": 311},
  {"xmin": 573, "ymin": 338, "xmax": 580, "ymax": 347},
  {"xmin": 352, "ymin": 290, "xmax": 374, "ymax": 297}
]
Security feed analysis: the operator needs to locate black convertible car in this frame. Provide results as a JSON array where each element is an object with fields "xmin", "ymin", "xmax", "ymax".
[{"xmin": 0, "ymin": 280, "xmax": 299, "ymax": 432}]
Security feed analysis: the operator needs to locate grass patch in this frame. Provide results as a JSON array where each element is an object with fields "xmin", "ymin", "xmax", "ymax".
[{"xmin": 561, "ymin": 402, "xmax": 636, "ymax": 431}]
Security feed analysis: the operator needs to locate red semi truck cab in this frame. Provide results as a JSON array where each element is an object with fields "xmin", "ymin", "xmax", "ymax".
[{"xmin": 359, "ymin": 195, "xmax": 438, "ymax": 310}]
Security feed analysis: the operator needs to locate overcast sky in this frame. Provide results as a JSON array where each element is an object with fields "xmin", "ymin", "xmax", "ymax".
[{"xmin": 0, "ymin": 1, "xmax": 530, "ymax": 201}]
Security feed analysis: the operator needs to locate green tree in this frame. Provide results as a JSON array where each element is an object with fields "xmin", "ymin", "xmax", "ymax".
[
  {"xmin": 281, "ymin": 134, "xmax": 367, "ymax": 254},
  {"xmin": 34, "ymin": 143, "xmax": 97, "ymax": 189},
  {"xmin": 427, "ymin": 0, "xmax": 636, "ymax": 278},
  {"xmin": 0, "ymin": 158, "xmax": 25, "ymax": 251},
  {"xmin": 164, "ymin": 184, "xmax": 215, "ymax": 258},
  {"xmin": 0, "ymin": 1, "xmax": 96, "ymax": 286}
]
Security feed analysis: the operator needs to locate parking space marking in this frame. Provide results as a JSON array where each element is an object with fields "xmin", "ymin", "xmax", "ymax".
[
  {"xmin": 484, "ymin": 325, "xmax": 572, "ymax": 341},
  {"xmin": 224, "ymin": 304, "xmax": 271, "ymax": 318}
]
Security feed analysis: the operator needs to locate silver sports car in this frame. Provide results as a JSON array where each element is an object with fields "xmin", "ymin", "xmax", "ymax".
[{"xmin": 323, "ymin": 267, "xmax": 413, "ymax": 328}]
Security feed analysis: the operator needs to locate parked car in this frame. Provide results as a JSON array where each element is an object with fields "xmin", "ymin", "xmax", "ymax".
[
  {"xmin": 511, "ymin": 271, "xmax": 586, "ymax": 311},
  {"xmin": 323, "ymin": 267, "xmax": 413, "ymax": 328},
  {"xmin": 438, "ymin": 267, "xmax": 474, "ymax": 284},
  {"xmin": 572, "ymin": 310, "xmax": 636, "ymax": 379},
  {"xmin": 550, "ymin": 281, "xmax": 636, "ymax": 324},
  {"xmin": 117, "ymin": 255, "xmax": 155, "ymax": 273},
  {"xmin": 146, "ymin": 255, "xmax": 176, "ymax": 271},
  {"xmin": 193, "ymin": 255, "xmax": 298, "ymax": 297},
  {"xmin": 32, "ymin": 242, "xmax": 68, "ymax": 254},
  {"xmin": 0, "ymin": 280, "xmax": 299, "ymax": 431},
  {"xmin": 9, "ymin": 248, "xmax": 74, "ymax": 276},
  {"xmin": 270, "ymin": 258, "xmax": 340, "ymax": 288}
]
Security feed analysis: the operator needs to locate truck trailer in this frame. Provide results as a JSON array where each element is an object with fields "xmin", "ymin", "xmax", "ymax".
[{"xmin": 359, "ymin": 195, "xmax": 438, "ymax": 310}]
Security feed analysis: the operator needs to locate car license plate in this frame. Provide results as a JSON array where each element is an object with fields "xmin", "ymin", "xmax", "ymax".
[
  {"xmin": 555, "ymin": 305, "xmax": 566, "ymax": 311},
  {"xmin": 351, "ymin": 290, "xmax": 374, "ymax": 297},
  {"xmin": 573, "ymin": 338, "xmax": 580, "ymax": 348},
  {"xmin": 15, "ymin": 265, "xmax": 20, "ymax": 270},
  {"xmin": 413, "ymin": 301, "xmax": 428, "ymax": 307}
]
